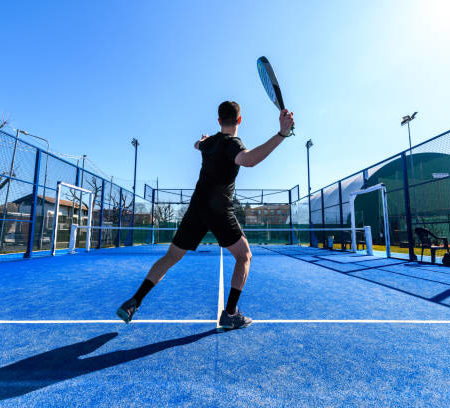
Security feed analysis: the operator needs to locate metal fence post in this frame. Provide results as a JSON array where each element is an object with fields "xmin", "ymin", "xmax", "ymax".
[
  {"xmin": 69, "ymin": 166, "xmax": 81, "ymax": 248},
  {"xmin": 308, "ymin": 193, "xmax": 312, "ymax": 246},
  {"xmin": 338, "ymin": 181, "xmax": 344, "ymax": 250},
  {"xmin": 75, "ymin": 167, "xmax": 80, "ymax": 186},
  {"xmin": 401, "ymin": 152, "xmax": 416, "ymax": 261},
  {"xmin": 288, "ymin": 189, "xmax": 293, "ymax": 245},
  {"xmin": 130, "ymin": 192, "xmax": 135, "ymax": 246},
  {"xmin": 151, "ymin": 188, "xmax": 155, "ymax": 244},
  {"xmin": 25, "ymin": 149, "xmax": 41, "ymax": 258},
  {"xmin": 117, "ymin": 187, "xmax": 123, "ymax": 247},
  {"xmin": 321, "ymin": 188, "xmax": 325, "ymax": 247},
  {"xmin": 97, "ymin": 179, "xmax": 105, "ymax": 249}
]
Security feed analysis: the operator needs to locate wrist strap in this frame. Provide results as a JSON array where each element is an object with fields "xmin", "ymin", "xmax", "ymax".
[{"xmin": 277, "ymin": 131, "xmax": 290, "ymax": 138}]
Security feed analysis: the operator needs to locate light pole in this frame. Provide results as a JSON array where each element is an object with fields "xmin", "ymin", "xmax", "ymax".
[
  {"xmin": 306, "ymin": 139, "xmax": 313, "ymax": 245},
  {"xmin": 131, "ymin": 138, "xmax": 139, "ymax": 229},
  {"xmin": 18, "ymin": 130, "xmax": 50, "ymax": 249},
  {"xmin": 401, "ymin": 112, "xmax": 418, "ymax": 220},
  {"xmin": 401, "ymin": 112, "xmax": 418, "ymax": 154}
]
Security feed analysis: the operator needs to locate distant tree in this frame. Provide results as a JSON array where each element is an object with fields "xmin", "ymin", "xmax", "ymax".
[
  {"xmin": 176, "ymin": 204, "xmax": 189, "ymax": 220},
  {"xmin": 135, "ymin": 202, "xmax": 150, "ymax": 214},
  {"xmin": 62, "ymin": 175, "xmax": 103, "ymax": 224},
  {"xmin": 83, "ymin": 175, "xmax": 102, "ymax": 206},
  {"xmin": 154, "ymin": 203, "xmax": 175, "ymax": 226}
]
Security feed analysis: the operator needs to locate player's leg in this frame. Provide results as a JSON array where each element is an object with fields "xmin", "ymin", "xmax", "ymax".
[
  {"xmin": 145, "ymin": 243, "xmax": 186, "ymax": 285},
  {"xmin": 116, "ymin": 204, "xmax": 207, "ymax": 323},
  {"xmin": 116, "ymin": 243, "xmax": 187, "ymax": 323},
  {"xmin": 133, "ymin": 242, "xmax": 186, "ymax": 306},
  {"xmin": 225, "ymin": 236, "xmax": 252, "ymax": 312},
  {"xmin": 209, "ymin": 213, "xmax": 252, "ymax": 329}
]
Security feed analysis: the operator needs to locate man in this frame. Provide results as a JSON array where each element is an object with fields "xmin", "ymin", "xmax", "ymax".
[{"xmin": 117, "ymin": 101, "xmax": 294, "ymax": 329}]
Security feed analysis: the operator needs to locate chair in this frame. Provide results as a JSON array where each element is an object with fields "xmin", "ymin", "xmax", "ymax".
[
  {"xmin": 414, "ymin": 227, "xmax": 449, "ymax": 264},
  {"xmin": 342, "ymin": 230, "xmax": 366, "ymax": 251}
]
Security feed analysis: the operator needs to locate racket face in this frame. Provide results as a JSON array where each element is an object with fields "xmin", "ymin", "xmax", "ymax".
[{"xmin": 257, "ymin": 56, "xmax": 285, "ymax": 111}]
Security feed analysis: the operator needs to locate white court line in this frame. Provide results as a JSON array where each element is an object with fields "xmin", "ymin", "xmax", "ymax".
[
  {"xmin": 216, "ymin": 247, "xmax": 224, "ymax": 327},
  {"xmin": 0, "ymin": 320, "xmax": 449, "ymax": 324},
  {"xmin": 252, "ymin": 320, "xmax": 450, "ymax": 324},
  {"xmin": 0, "ymin": 320, "xmax": 216, "ymax": 324}
]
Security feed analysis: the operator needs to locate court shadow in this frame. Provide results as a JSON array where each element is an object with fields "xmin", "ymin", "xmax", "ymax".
[
  {"xmin": 264, "ymin": 247, "xmax": 450, "ymax": 308},
  {"xmin": 0, "ymin": 328, "xmax": 217, "ymax": 400}
]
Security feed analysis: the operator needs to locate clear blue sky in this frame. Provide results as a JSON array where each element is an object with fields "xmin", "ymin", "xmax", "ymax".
[{"xmin": 2, "ymin": 0, "xmax": 449, "ymax": 196}]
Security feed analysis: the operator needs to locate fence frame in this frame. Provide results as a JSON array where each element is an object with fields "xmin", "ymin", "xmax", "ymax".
[
  {"xmin": 0, "ymin": 130, "xmax": 153, "ymax": 258},
  {"xmin": 300, "ymin": 129, "xmax": 450, "ymax": 261},
  {"xmin": 0, "ymin": 128, "xmax": 448, "ymax": 262}
]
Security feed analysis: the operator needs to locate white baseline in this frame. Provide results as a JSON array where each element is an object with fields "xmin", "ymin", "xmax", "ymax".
[{"xmin": 0, "ymin": 319, "xmax": 449, "ymax": 324}]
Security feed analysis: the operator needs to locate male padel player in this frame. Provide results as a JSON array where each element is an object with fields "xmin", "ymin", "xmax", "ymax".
[{"xmin": 117, "ymin": 101, "xmax": 295, "ymax": 329}]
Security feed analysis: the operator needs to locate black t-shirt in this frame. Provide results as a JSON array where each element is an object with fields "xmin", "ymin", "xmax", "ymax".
[{"xmin": 194, "ymin": 132, "xmax": 246, "ymax": 205}]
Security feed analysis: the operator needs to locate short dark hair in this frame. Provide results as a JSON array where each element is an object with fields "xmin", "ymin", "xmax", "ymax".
[{"xmin": 218, "ymin": 101, "xmax": 241, "ymax": 126}]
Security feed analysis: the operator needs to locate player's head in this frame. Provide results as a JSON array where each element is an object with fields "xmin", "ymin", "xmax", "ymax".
[{"xmin": 218, "ymin": 101, "xmax": 241, "ymax": 127}]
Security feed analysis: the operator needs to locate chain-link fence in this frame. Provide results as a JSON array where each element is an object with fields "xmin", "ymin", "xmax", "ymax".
[
  {"xmin": 2, "ymin": 127, "xmax": 448, "ymax": 263},
  {"xmin": 292, "ymin": 129, "xmax": 450, "ymax": 263},
  {"xmin": 145, "ymin": 185, "xmax": 301, "ymax": 244},
  {"xmin": 0, "ymin": 130, "xmax": 153, "ymax": 257}
]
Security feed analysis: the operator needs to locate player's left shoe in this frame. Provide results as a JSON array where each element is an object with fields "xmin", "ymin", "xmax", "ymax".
[
  {"xmin": 116, "ymin": 298, "xmax": 138, "ymax": 323},
  {"xmin": 218, "ymin": 308, "xmax": 252, "ymax": 330}
]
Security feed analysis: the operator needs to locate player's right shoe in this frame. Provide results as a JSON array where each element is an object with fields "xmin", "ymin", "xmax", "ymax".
[
  {"xmin": 218, "ymin": 308, "xmax": 252, "ymax": 330},
  {"xmin": 116, "ymin": 298, "xmax": 138, "ymax": 324}
]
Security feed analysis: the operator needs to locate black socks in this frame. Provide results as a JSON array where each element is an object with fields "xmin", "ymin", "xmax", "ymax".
[
  {"xmin": 133, "ymin": 279, "xmax": 155, "ymax": 308},
  {"xmin": 133, "ymin": 280, "xmax": 241, "ymax": 313},
  {"xmin": 225, "ymin": 287, "xmax": 242, "ymax": 315}
]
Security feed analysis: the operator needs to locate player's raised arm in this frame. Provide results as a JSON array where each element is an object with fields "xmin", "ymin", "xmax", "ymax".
[
  {"xmin": 235, "ymin": 109, "xmax": 294, "ymax": 167},
  {"xmin": 194, "ymin": 134, "xmax": 209, "ymax": 150}
]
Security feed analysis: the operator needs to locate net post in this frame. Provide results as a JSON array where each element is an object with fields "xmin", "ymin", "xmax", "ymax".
[
  {"xmin": 51, "ymin": 182, "xmax": 93, "ymax": 256},
  {"xmin": 350, "ymin": 183, "xmax": 391, "ymax": 257},
  {"xmin": 51, "ymin": 182, "xmax": 62, "ymax": 256},
  {"xmin": 69, "ymin": 224, "xmax": 78, "ymax": 254},
  {"xmin": 364, "ymin": 226, "xmax": 373, "ymax": 255}
]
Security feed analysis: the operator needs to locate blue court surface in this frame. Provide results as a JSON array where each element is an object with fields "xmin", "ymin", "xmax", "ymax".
[{"xmin": 1, "ymin": 245, "xmax": 449, "ymax": 407}]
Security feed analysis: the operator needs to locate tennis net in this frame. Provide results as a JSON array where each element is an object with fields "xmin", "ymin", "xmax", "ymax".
[{"xmin": 67, "ymin": 224, "xmax": 374, "ymax": 255}]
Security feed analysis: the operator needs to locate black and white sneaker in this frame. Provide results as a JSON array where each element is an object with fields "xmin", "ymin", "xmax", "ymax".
[
  {"xmin": 218, "ymin": 308, "xmax": 252, "ymax": 330},
  {"xmin": 116, "ymin": 298, "xmax": 138, "ymax": 324}
]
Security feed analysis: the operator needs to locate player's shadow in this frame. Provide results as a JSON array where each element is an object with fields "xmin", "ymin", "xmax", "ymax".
[{"xmin": 0, "ymin": 328, "xmax": 217, "ymax": 400}]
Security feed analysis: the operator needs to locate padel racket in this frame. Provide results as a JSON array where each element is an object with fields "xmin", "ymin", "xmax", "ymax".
[{"xmin": 257, "ymin": 56, "xmax": 294, "ymax": 135}]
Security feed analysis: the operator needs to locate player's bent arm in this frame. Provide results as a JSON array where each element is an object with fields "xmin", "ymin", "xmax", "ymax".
[
  {"xmin": 235, "ymin": 133, "xmax": 285, "ymax": 167},
  {"xmin": 236, "ymin": 109, "xmax": 295, "ymax": 167}
]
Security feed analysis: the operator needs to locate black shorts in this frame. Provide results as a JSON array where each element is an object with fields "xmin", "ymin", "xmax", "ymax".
[{"xmin": 172, "ymin": 203, "xmax": 245, "ymax": 250}]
